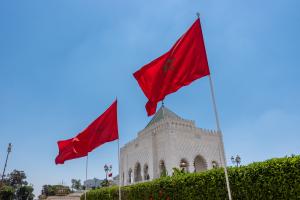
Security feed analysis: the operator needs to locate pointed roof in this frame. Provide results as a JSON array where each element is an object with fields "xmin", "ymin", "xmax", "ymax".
[{"xmin": 145, "ymin": 106, "xmax": 182, "ymax": 128}]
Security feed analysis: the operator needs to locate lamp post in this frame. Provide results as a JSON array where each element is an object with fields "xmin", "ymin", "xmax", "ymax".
[
  {"xmin": 180, "ymin": 161, "xmax": 187, "ymax": 168},
  {"xmin": 179, "ymin": 160, "xmax": 188, "ymax": 172},
  {"xmin": 93, "ymin": 178, "xmax": 97, "ymax": 189},
  {"xmin": 104, "ymin": 164, "xmax": 112, "ymax": 180},
  {"xmin": 231, "ymin": 155, "xmax": 241, "ymax": 167},
  {"xmin": 1, "ymin": 143, "xmax": 12, "ymax": 181},
  {"xmin": 103, "ymin": 164, "xmax": 112, "ymax": 187}
]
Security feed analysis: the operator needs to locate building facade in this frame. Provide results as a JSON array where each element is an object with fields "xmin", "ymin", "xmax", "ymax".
[{"xmin": 120, "ymin": 106, "xmax": 224, "ymax": 186}]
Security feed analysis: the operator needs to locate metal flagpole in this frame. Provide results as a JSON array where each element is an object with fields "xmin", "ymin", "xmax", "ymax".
[
  {"xmin": 118, "ymin": 139, "xmax": 121, "ymax": 200},
  {"xmin": 208, "ymin": 75, "xmax": 232, "ymax": 200},
  {"xmin": 85, "ymin": 154, "xmax": 89, "ymax": 200},
  {"xmin": 196, "ymin": 12, "xmax": 232, "ymax": 199}
]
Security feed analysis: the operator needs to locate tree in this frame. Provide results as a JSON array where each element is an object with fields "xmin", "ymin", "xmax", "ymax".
[
  {"xmin": 1, "ymin": 170, "xmax": 34, "ymax": 200},
  {"xmin": 41, "ymin": 185, "xmax": 55, "ymax": 196},
  {"xmin": 16, "ymin": 185, "xmax": 34, "ymax": 200},
  {"xmin": 100, "ymin": 179, "xmax": 109, "ymax": 187},
  {"xmin": 0, "ymin": 185, "xmax": 14, "ymax": 200},
  {"xmin": 7, "ymin": 170, "xmax": 27, "ymax": 188},
  {"xmin": 71, "ymin": 179, "xmax": 82, "ymax": 191}
]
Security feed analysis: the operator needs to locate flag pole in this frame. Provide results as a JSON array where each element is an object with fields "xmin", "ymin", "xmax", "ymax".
[
  {"xmin": 118, "ymin": 139, "xmax": 122, "ymax": 200},
  {"xmin": 196, "ymin": 12, "xmax": 232, "ymax": 199},
  {"xmin": 208, "ymin": 75, "xmax": 232, "ymax": 200},
  {"xmin": 85, "ymin": 154, "xmax": 89, "ymax": 200}
]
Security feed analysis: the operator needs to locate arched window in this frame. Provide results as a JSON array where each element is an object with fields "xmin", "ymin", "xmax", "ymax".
[
  {"xmin": 159, "ymin": 160, "xmax": 167, "ymax": 177},
  {"xmin": 134, "ymin": 162, "xmax": 142, "ymax": 182},
  {"xmin": 212, "ymin": 161, "xmax": 219, "ymax": 168},
  {"xmin": 128, "ymin": 169, "xmax": 132, "ymax": 184},
  {"xmin": 143, "ymin": 164, "xmax": 150, "ymax": 180},
  {"xmin": 179, "ymin": 158, "xmax": 189, "ymax": 172},
  {"xmin": 194, "ymin": 155, "xmax": 207, "ymax": 172}
]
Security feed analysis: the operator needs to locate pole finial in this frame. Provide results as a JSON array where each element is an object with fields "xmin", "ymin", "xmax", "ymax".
[{"xmin": 196, "ymin": 12, "xmax": 200, "ymax": 18}]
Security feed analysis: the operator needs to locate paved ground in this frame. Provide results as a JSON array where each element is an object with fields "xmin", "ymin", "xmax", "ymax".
[{"xmin": 46, "ymin": 192, "xmax": 83, "ymax": 200}]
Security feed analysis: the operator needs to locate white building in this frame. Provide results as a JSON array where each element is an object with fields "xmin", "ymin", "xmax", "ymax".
[{"xmin": 120, "ymin": 106, "xmax": 224, "ymax": 186}]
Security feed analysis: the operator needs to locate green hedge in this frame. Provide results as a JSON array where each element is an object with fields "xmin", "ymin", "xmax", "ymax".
[{"xmin": 82, "ymin": 156, "xmax": 300, "ymax": 200}]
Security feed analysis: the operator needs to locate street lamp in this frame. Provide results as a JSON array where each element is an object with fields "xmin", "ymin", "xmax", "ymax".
[
  {"xmin": 180, "ymin": 161, "xmax": 187, "ymax": 168},
  {"xmin": 104, "ymin": 164, "xmax": 112, "ymax": 180},
  {"xmin": 93, "ymin": 178, "xmax": 97, "ymax": 189},
  {"xmin": 1, "ymin": 143, "xmax": 12, "ymax": 181},
  {"xmin": 231, "ymin": 155, "xmax": 241, "ymax": 167},
  {"xmin": 180, "ymin": 160, "xmax": 188, "ymax": 172}
]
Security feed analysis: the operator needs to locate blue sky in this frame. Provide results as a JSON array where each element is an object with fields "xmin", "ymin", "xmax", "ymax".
[{"xmin": 1, "ymin": 0, "xmax": 300, "ymax": 197}]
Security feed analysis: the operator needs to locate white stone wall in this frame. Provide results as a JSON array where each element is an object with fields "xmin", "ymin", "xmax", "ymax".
[
  {"xmin": 120, "ymin": 116, "xmax": 224, "ymax": 186},
  {"xmin": 121, "ymin": 136, "xmax": 151, "ymax": 185}
]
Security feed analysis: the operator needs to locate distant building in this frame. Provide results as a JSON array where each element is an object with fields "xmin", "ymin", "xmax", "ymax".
[
  {"xmin": 84, "ymin": 176, "xmax": 120, "ymax": 188},
  {"xmin": 120, "ymin": 106, "xmax": 224, "ymax": 186},
  {"xmin": 84, "ymin": 178, "xmax": 102, "ymax": 189}
]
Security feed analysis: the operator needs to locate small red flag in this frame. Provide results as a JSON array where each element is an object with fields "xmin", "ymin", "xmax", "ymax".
[
  {"xmin": 55, "ymin": 100, "xmax": 119, "ymax": 164},
  {"xmin": 133, "ymin": 18, "xmax": 210, "ymax": 116}
]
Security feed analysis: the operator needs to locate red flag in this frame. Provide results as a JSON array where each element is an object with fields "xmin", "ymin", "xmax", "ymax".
[
  {"xmin": 55, "ymin": 100, "xmax": 119, "ymax": 164},
  {"xmin": 55, "ymin": 138, "xmax": 88, "ymax": 165},
  {"xmin": 133, "ymin": 18, "xmax": 210, "ymax": 116}
]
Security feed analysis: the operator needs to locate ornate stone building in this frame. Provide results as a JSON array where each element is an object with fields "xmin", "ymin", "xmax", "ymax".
[{"xmin": 120, "ymin": 106, "xmax": 224, "ymax": 186}]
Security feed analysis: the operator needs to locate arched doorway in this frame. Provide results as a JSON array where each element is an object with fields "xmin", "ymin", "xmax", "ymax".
[
  {"xmin": 134, "ymin": 162, "xmax": 142, "ymax": 182},
  {"xmin": 143, "ymin": 164, "xmax": 150, "ymax": 180},
  {"xmin": 194, "ymin": 155, "xmax": 207, "ymax": 172}
]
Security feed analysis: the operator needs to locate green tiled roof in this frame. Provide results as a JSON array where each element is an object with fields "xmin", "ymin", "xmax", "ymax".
[{"xmin": 145, "ymin": 106, "xmax": 182, "ymax": 128}]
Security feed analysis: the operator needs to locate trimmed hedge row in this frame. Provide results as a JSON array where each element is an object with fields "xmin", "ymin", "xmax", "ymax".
[{"xmin": 82, "ymin": 156, "xmax": 300, "ymax": 200}]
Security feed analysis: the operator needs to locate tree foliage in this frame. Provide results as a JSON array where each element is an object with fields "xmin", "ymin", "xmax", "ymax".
[
  {"xmin": 7, "ymin": 170, "xmax": 27, "ymax": 189},
  {"xmin": 71, "ymin": 179, "xmax": 82, "ymax": 191},
  {"xmin": 16, "ymin": 185, "xmax": 34, "ymax": 200},
  {"xmin": 101, "ymin": 179, "xmax": 109, "ymax": 188},
  {"xmin": 42, "ymin": 185, "xmax": 56, "ymax": 196},
  {"xmin": 0, "ymin": 184, "xmax": 14, "ymax": 200},
  {"xmin": 0, "ymin": 169, "xmax": 34, "ymax": 200}
]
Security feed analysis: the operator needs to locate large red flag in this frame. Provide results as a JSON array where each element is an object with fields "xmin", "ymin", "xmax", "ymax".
[
  {"xmin": 55, "ymin": 100, "xmax": 119, "ymax": 164},
  {"xmin": 133, "ymin": 18, "xmax": 210, "ymax": 116}
]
